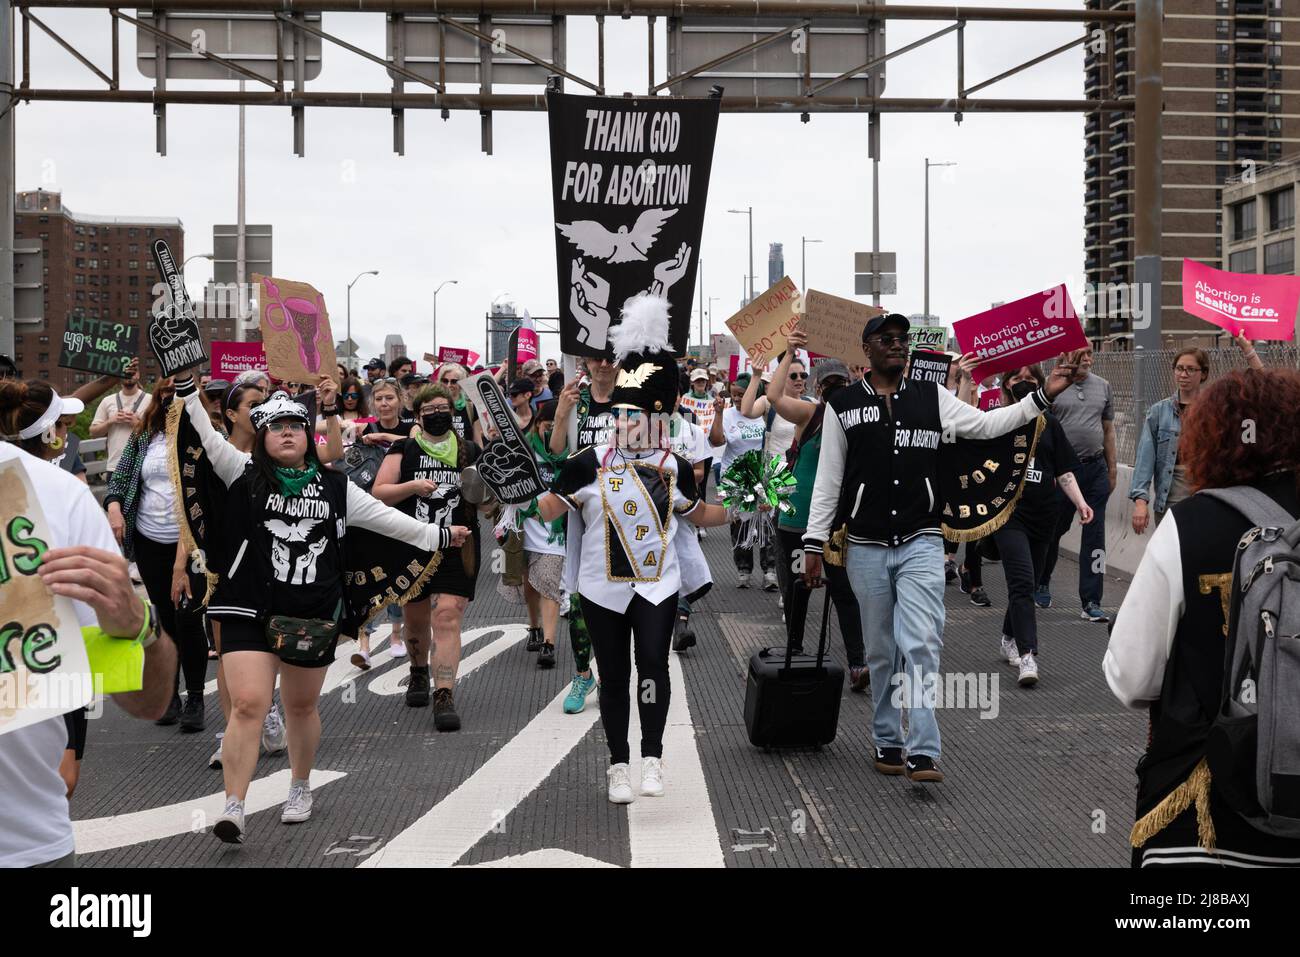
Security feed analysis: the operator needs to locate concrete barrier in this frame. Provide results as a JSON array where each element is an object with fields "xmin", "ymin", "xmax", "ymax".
[{"xmin": 1058, "ymin": 463, "xmax": 1152, "ymax": 579}]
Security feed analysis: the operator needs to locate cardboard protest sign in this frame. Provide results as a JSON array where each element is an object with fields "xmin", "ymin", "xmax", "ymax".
[
  {"xmin": 1182, "ymin": 259, "xmax": 1299, "ymax": 340},
  {"xmin": 724, "ymin": 277, "xmax": 802, "ymax": 369},
  {"xmin": 549, "ymin": 91, "xmax": 721, "ymax": 358},
  {"xmin": 0, "ymin": 458, "xmax": 94, "ymax": 738},
  {"xmin": 463, "ymin": 371, "xmax": 545, "ymax": 504},
  {"xmin": 952, "ymin": 284, "xmax": 1089, "ymax": 383},
  {"xmin": 211, "ymin": 341, "xmax": 268, "ymax": 382},
  {"xmin": 912, "ymin": 325, "xmax": 948, "ymax": 352},
  {"xmin": 908, "ymin": 349, "xmax": 951, "ymax": 386},
  {"xmin": 802, "ymin": 290, "xmax": 884, "ymax": 366},
  {"xmin": 59, "ymin": 315, "xmax": 138, "ymax": 378},
  {"xmin": 978, "ymin": 388, "xmax": 1002, "ymax": 411},
  {"xmin": 255, "ymin": 274, "xmax": 338, "ymax": 384},
  {"xmin": 148, "ymin": 239, "xmax": 207, "ymax": 377}
]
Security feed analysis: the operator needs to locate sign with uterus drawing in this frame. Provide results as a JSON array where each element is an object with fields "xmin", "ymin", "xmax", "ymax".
[{"xmin": 254, "ymin": 274, "xmax": 338, "ymax": 385}]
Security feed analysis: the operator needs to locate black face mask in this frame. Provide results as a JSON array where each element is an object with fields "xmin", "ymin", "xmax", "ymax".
[
  {"xmin": 423, "ymin": 411, "xmax": 453, "ymax": 435},
  {"xmin": 1010, "ymin": 381, "xmax": 1037, "ymax": 401}
]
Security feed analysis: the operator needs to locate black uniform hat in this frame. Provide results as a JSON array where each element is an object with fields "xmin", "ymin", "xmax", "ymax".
[{"xmin": 609, "ymin": 293, "xmax": 679, "ymax": 415}]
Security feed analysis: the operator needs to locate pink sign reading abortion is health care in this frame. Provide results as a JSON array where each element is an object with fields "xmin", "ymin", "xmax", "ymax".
[
  {"xmin": 211, "ymin": 341, "xmax": 268, "ymax": 382},
  {"xmin": 953, "ymin": 284, "xmax": 1090, "ymax": 383},
  {"xmin": 1182, "ymin": 259, "xmax": 1299, "ymax": 340}
]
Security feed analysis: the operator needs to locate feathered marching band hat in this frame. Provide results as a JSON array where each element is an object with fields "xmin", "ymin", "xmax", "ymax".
[
  {"xmin": 609, "ymin": 293, "xmax": 679, "ymax": 415},
  {"xmin": 249, "ymin": 391, "xmax": 311, "ymax": 431}
]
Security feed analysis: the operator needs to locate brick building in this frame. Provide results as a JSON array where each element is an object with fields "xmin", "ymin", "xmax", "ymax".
[
  {"xmin": 1085, "ymin": 0, "xmax": 1300, "ymax": 345},
  {"xmin": 13, "ymin": 189, "xmax": 184, "ymax": 393}
]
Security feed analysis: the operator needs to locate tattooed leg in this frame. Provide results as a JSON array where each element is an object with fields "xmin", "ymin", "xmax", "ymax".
[
  {"xmin": 402, "ymin": 599, "xmax": 432, "ymax": 667},
  {"xmin": 431, "ymin": 594, "xmax": 468, "ymax": 690}
]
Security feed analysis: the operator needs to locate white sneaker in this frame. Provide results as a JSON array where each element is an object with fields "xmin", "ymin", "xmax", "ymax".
[
  {"xmin": 213, "ymin": 797, "xmax": 245, "ymax": 843},
  {"xmin": 763, "ymin": 570, "xmax": 779, "ymax": 592},
  {"xmin": 281, "ymin": 780, "xmax": 313, "ymax": 823},
  {"xmin": 640, "ymin": 757, "xmax": 665, "ymax": 797},
  {"xmin": 208, "ymin": 732, "xmax": 224, "ymax": 770},
  {"xmin": 1018, "ymin": 651, "xmax": 1039, "ymax": 687},
  {"xmin": 390, "ymin": 639, "xmax": 407, "ymax": 659},
  {"xmin": 261, "ymin": 705, "xmax": 287, "ymax": 754},
  {"xmin": 607, "ymin": 763, "xmax": 635, "ymax": 804},
  {"xmin": 737, "ymin": 573, "xmax": 751, "ymax": 589},
  {"xmin": 698, "ymin": 528, "xmax": 707, "ymax": 540},
  {"xmin": 1000, "ymin": 636, "xmax": 1021, "ymax": 666}
]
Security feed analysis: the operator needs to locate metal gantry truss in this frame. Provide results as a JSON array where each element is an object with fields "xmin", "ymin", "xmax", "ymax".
[{"xmin": 10, "ymin": 1, "xmax": 1135, "ymax": 157}]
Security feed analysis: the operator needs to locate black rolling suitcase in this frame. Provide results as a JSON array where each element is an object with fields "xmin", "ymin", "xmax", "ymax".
[{"xmin": 743, "ymin": 587, "xmax": 844, "ymax": 749}]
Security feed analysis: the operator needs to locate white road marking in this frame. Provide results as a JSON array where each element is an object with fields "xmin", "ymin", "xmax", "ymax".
[
  {"xmin": 626, "ymin": 652, "xmax": 726, "ymax": 868},
  {"xmin": 201, "ymin": 628, "xmax": 392, "ymax": 698},
  {"xmin": 366, "ymin": 624, "xmax": 528, "ymax": 697},
  {"xmin": 359, "ymin": 682, "xmax": 601, "ymax": 868},
  {"xmin": 466, "ymin": 848, "xmax": 616, "ymax": 868},
  {"xmin": 72, "ymin": 768, "xmax": 347, "ymax": 854}
]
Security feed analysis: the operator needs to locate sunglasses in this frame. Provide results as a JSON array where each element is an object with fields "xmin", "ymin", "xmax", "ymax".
[
  {"xmin": 268, "ymin": 420, "xmax": 306, "ymax": 434},
  {"xmin": 868, "ymin": 334, "xmax": 911, "ymax": 347},
  {"xmin": 789, "ymin": 371, "xmax": 809, "ymax": 380},
  {"xmin": 342, "ymin": 392, "xmax": 362, "ymax": 398},
  {"xmin": 441, "ymin": 377, "xmax": 462, "ymax": 384}
]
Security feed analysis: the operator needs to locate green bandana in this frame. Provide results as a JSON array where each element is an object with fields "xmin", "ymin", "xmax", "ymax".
[
  {"xmin": 274, "ymin": 461, "xmax": 319, "ymax": 497},
  {"xmin": 453, "ymin": 394, "xmax": 467, "ymax": 411},
  {"xmin": 415, "ymin": 428, "xmax": 459, "ymax": 467}
]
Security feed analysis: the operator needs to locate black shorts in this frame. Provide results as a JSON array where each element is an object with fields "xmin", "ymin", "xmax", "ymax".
[
  {"xmin": 213, "ymin": 616, "xmax": 338, "ymax": 670},
  {"xmin": 411, "ymin": 534, "xmax": 480, "ymax": 603},
  {"xmin": 63, "ymin": 708, "xmax": 88, "ymax": 760}
]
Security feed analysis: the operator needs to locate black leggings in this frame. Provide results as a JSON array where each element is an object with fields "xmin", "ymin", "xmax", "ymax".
[
  {"xmin": 578, "ymin": 593, "xmax": 676, "ymax": 766},
  {"xmin": 134, "ymin": 531, "xmax": 210, "ymax": 695},
  {"xmin": 776, "ymin": 528, "xmax": 864, "ymax": 667},
  {"xmin": 992, "ymin": 522, "xmax": 1051, "ymax": 656}
]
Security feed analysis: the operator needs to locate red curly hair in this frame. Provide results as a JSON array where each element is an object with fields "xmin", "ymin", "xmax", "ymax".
[{"xmin": 1181, "ymin": 369, "xmax": 1300, "ymax": 494}]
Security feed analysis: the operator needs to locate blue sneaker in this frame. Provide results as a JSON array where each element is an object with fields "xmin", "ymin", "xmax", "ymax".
[
  {"xmin": 1032, "ymin": 585, "xmax": 1051, "ymax": 609},
  {"xmin": 562, "ymin": 673, "xmax": 597, "ymax": 714},
  {"xmin": 1080, "ymin": 602, "xmax": 1110, "ymax": 624}
]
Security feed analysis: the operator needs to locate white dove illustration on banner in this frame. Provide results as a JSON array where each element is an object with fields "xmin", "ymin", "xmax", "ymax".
[{"xmin": 556, "ymin": 208, "xmax": 677, "ymax": 263}]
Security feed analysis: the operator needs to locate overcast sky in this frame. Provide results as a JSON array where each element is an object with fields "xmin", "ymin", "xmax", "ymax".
[{"xmin": 19, "ymin": 1, "xmax": 1090, "ymax": 364}]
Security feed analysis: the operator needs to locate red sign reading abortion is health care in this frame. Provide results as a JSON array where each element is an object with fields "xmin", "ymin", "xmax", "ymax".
[
  {"xmin": 1182, "ymin": 259, "xmax": 1299, "ymax": 340},
  {"xmin": 953, "ymin": 285, "xmax": 1089, "ymax": 383},
  {"xmin": 211, "ymin": 341, "xmax": 268, "ymax": 382}
]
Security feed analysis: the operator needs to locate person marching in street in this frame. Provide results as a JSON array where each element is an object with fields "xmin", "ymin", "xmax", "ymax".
[
  {"xmin": 551, "ymin": 353, "xmax": 620, "ymax": 714},
  {"xmin": 709, "ymin": 373, "xmax": 774, "ymax": 589},
  {"xmin": 174, "ymin": 372, "xmax": 468, "ymax": 842},
  {"xmin": 766, "ymin": 326, "xmax": 868, "ymax": 692},
  {"xmin": 536, "ymin": 294, "xmax": 732, "ymax": 803},
  {"xmin": 1128, "ymin": 335, "xmax": 1264, "ymax": 535},
  {"xmin": 803, "ymin": 313, "xmax": 1077, "ymax": 784},
  {"xmin": 519, "ymin": 399, "xmax": 569, "ymax": 669},
  {"xmin": 435, "ymin": 362, "xmax": 483, "ymax": 446},
  {"xmin": 316, "ymin": 375, "xmax": 369, "ymax": 449},
  {"xmin": 372, "ymin": 384, "xmax": 488, "ymax": 732},
  {"xmin": 89, "ymin": 357, "xmax": 152, "ymax": 479},
  {"xmin": 665, "ymin": 383, "xmax": 714, "ymax": 652},
  {"xmin": 104, "ymin": 378, "xmax": 210, "ymax": 733},
  {"xmin": 991, "ymin": 366, "xmax": 1094, "ymax": 687}
]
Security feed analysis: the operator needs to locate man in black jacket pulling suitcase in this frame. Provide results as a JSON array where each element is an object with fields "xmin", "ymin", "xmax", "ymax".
[{"xmin": 802, "ymin": 313, "xmax": 1076, "ymax": 783}]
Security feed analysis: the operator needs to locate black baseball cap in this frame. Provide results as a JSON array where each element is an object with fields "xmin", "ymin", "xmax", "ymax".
[
  {"xmin": 862, "ymin": 313, "xmax": 910, "ymax": 342},
  {"xmin": 364, "ymin": 357, "xmax": 385, "ymax": 371},
  {"xmin": 509, "ymin": 377, "xmax": 535, "ymax": 397},
  {"xmin": 401, "ymin": 373, "xmax": 427, "ymax": 388}
]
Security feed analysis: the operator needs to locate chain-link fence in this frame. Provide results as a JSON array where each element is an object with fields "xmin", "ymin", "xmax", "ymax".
[{"xmin": 1089, "ymin": 345, "xmax": 1300, "ymax": 467}]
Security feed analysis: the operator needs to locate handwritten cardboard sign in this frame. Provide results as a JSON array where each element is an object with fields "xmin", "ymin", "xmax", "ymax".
[
  {"xmin": 802, "ymin": 289, "xmax": 884, "ymax": 366},
  {"xmin": 724, "ymin": 276, "xmax": 801, "ymax": 368},
  {"xmin": 211, "ymin": 341, "xmax": 268, "ymax": 382},
  {"xmin": 912, "ymin": 325, "xmax": 948, "ymax": 352},
  {"xmin": 58, "ymin": 315, "xmax": 138, "ymax": 378},
  {"xmin": 255, "ymin": 274, "xmax": 337, "ymax": 384},
  {"xmin": 0, "ymin": 458, "xmax": 94, "ymax": 738},
  {"xmin": 952, "ymin": 284, "xmax": 1089, "ymax": 383},
  {"xmin": 1182, "ymin": 258, "xmax": 1299, "ymax": 340},
  {"xmin": 908, "ymin": 349, "xmax": 951, "ymax": 386}
]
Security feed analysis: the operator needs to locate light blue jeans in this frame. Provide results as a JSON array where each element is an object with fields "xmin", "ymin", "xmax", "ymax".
[{"xmin": 845, "ymin": 535, "xmax": 946, "ymax": 759}]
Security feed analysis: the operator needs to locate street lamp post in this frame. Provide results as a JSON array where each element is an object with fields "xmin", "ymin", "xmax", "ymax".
[
  {"xmin": 432, "ymin": 279, "xmax": 459, "ymax": 353},
  {"xmin": 728, "ymin": 207, "xmax": 754, "ymax": 301},
  {"xmin": 346, "ymin": 269, "xmax": 380, "ymax": 372},
  {"xmin": 924, "ymin": 158, "xmax": 956, "ymax": 319},
  {"xmin": 801, "ymin": 237, "xmax": 822, "ymax": 289}
]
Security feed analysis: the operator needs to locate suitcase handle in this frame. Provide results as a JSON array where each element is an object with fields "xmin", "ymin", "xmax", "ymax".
[{"xmin": 783, "ymin": 584, "xmax": 832, "ymax": 673}]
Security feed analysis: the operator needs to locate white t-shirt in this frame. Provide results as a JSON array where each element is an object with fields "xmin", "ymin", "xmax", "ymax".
[
  {"xmin": 0, "ymin": 443, "xmax": 115, "ymax": 867},
  {"xmin": 92, "ymin": 389, "xmax": 152, "ymax": 471},
  {"xmin": 720, "ymin": 406, "xmax": 766, "ymax": 472},
  {"xmin": 135, "ymin": 433, "xmax": 179, "ymax": 544},
  {"xmin": 669, "ymin": 414, "xmax": 713, "ymax": 467}
]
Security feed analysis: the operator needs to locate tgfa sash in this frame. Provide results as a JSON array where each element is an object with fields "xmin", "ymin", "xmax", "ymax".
[{"xmin": 939, "ymin": 416, "xmax": 1045, "ymax": 541}]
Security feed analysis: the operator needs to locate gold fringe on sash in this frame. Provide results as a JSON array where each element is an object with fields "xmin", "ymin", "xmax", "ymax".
[
  {"xmin": 941, "ymin": 415, "xmax": 1046, "ymax": 543},
  {"xmin": 1129, "ymin": 757, "xmax": 1218, "ymax": 852}
]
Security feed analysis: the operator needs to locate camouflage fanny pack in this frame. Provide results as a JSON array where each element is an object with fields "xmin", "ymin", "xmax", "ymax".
[{"xmin": 265, "ymin": 600, "xmax": 342, "ymax": 662}]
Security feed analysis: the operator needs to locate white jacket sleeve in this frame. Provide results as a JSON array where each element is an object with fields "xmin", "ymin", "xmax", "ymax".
[
  {"xmin": 938, "ymin": 384, "xmax": 1050, "ymax": 441},
  {"xmin": 1103, "ymin": 513, "xmax": 1184, "ymax": 708},
  {"xmin": 802, "ymin": 405, "xmax": 846, "ymax": 554},
  {"xmin": 177, "ymin": 379, "xmax": 249, "ymax": 486},
  {"xmin": 345, "ymin": 481, "xmax": 451, "ymax": 552}
]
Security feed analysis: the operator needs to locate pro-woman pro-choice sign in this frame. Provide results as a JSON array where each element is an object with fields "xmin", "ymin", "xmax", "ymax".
[
  {"xmin": 1182, "ymin": 259, "xmax": 1299, "ymax": 340},
  {"xmin": 953, "ymin": 284, "xmax": 1089, "ymax": 383}
]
